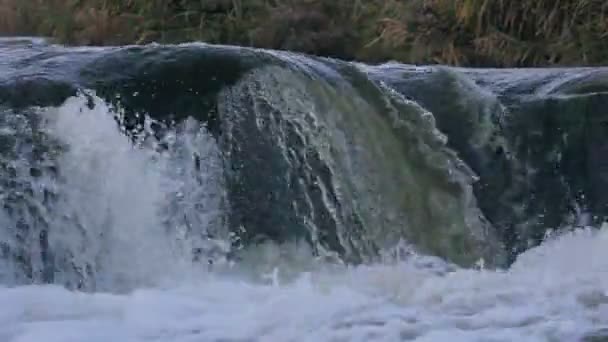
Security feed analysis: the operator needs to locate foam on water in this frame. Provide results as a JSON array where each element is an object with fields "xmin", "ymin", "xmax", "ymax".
[{"xmin": 0, "ymin": 227, "xmax": 607, "ymax": 342}]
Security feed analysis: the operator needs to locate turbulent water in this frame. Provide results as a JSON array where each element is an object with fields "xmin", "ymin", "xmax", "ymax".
[{"xmin": 0, "ymin": 38, "xmax": 607, "ymax": 341}]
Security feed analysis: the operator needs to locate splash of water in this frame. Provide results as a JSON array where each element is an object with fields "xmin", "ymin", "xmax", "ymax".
[
  {"xmin": 0, "ymin": 94, "xmax": 228, "ymax": 291},
  {"xmin": 0, "ymin": 225, "xmax": 606, "ymax": 341}
]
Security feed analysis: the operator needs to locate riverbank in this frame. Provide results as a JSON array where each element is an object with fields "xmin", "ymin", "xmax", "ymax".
[{"xmin": 1, "ymin": 0, "xmax": 607, "ymax": 67}]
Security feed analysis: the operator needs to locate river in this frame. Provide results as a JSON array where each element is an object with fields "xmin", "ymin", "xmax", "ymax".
[{"xmin": 0, "ymin": 38, "xmax": 607, "ymax": 341}]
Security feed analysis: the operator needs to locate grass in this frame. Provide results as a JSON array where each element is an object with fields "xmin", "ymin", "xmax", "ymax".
[{"xmin": 0, "ymin": 0, "xmax": 607, "ymax": 67}]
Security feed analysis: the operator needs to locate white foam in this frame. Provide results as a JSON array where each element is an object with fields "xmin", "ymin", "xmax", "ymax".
[
  {"xmin": 0, "ymin": 94, "xmax": 226, "ymax": 290},
  {"xmin": 0, "ymin": 227, "xmax": 606, "ymax": 341}
]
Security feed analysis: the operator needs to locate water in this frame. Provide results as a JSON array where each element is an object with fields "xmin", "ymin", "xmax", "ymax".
[
  {"xmin": 1, "ymin": 38, "xmax": 608, "ymax": 341},
  {"xmin": 1, "ymin": 228, "xmax": 607, "ymax": 341}
]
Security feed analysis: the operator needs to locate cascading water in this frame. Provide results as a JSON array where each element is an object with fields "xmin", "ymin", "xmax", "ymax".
[
  {"xmin": 0, "ymin": 94, "xmax": 228, "ymax": 291},
  {"xmin": 0, "ymin": 38, "xmax": 607, "ymax": 341}
]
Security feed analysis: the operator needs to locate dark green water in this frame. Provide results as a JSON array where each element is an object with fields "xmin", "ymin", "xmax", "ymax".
[{"xmin": 1, "ymin": 38, "xmax": 607, "ymax": 288}]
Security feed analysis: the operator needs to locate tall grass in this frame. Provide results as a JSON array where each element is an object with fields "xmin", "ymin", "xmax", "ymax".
[
  {"xmin": 0, "ymin": 0, "xmax": 607, "ymax": 67},
  {"xmin": 454, "ymin": 0, "xmax": 608, "ymax": 66}
]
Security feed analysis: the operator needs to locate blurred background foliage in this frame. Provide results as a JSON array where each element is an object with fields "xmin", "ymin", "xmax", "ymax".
[{"xmin": 0, "ymin": 0, "xmax": 607, "ymax": 67}]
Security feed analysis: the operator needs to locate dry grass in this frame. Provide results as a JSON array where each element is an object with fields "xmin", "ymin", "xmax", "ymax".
[
  {"xmin": 367, "ymin": 0, "xmax": 608, "ymax": 66},
  {"xmin": 454, "ymin": 0, "xmax": 608, "ymax": 66},
  {"xmin": 0, "ymin": 0, "xmax": 607, "ymax": 67},
  {"xmin": 0, "ymin": 0, "xmax": 139, "ymax": 44}
]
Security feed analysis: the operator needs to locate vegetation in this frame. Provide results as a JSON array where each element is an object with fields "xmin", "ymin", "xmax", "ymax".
[{"xmin": 0, "ymin": 0, "xmax": 607, "ymax": 67}]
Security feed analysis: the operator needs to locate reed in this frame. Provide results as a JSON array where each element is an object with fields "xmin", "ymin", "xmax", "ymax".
[{"xmin": 0, "ymin": 0, "xmax": 606, "ymax": 67}]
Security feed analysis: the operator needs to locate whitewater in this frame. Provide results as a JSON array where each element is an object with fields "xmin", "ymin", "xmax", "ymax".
[
  {"xmin": 0, "ymin": 93, "xmax": 607, "ymax": 342},
  {"xmin": 1, "ymin": 227, "xmax": 608, "ymax": 342},
  {"xmin": 0, "ymin": 224, "xmax": 606, "ymax": 342}
]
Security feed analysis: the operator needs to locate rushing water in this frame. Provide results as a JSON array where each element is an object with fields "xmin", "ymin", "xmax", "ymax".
[
  {"xmin": 2, "ymin": 227, "xmax": 608, "ymax": 341},
  {"xmin": 0, "ymin": 38, "xmax": 607, "ymax": 341}
]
